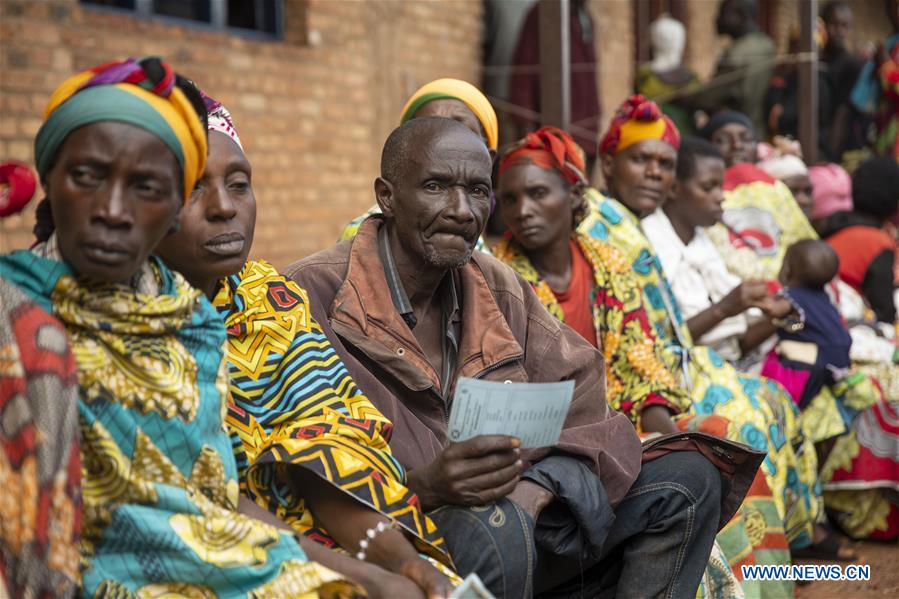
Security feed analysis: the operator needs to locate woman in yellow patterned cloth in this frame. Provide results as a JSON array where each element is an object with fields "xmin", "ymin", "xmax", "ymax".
[
  {"xmin": 0, "ymin": 57, "xmax": 360, "ymax": 598},
  {"xmin": 155, "ymin": 92, "xmax": 458, "ymax": 598},
  {"xmin": 492, "ymin": 124, "xmax": 798, "ymax": 598},
  {"xmin": 577, "ymin": 96, "xmax": 856, "ymax": 561}
]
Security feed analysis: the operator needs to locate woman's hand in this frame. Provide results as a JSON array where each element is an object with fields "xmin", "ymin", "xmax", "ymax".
[
  {"xmin": 401, "ymin": 559, "xmax": 455, "ymax": 599},
  {"xmin": 360, "ymin": 569, "xmax": 428, "ymax": 599},
  {"xmin": 718, "ymin": 281, "xmax": 769, "ymax": 317}
]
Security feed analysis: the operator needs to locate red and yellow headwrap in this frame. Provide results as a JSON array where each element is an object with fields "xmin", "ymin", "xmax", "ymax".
[
  {"xmin": 598, "ymin": 94, "xmax": 680, "ymax": 156},
  {"xmin": 35, "ymin": 57, "xmax": 207, "ymax": 201},
  {"xmin": 499, "ymin": 126, "xmax": 587, "ymax": 185}
]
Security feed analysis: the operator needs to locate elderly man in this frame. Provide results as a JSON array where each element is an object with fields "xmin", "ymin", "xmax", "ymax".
[
  {"xmin": 339, "ymin": 77, "xmax": 498, "ymax": 245},
  {"xmin": 286, "ymin": 117, "xmax": 723, "ymax": 597}
]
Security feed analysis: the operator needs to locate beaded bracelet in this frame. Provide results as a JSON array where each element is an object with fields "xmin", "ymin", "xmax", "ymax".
[
  {"xmin": 355, "ymin": 520, "xmax": 395, "ymax": 562},
  {"xmin": 771, "ymin": 289, "xmax": 805, "ymax": 333}
]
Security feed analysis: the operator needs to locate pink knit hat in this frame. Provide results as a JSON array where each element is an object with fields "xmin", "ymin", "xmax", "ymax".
[{"xmin": 808, "ymin": 163, "xmax": 852, "ymax": 220}]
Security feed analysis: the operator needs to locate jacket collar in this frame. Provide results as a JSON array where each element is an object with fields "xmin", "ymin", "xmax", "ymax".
[{"xmin": 329, "ymin": 216, "xmax": 524, "ymax": 394}]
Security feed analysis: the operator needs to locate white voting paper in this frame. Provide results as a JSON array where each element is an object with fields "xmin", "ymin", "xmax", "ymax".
[
  {"xmin": 449, "ymin": 573, "xmax": 495, "ymax": 599},
  {"xmin": 447, "ymin": 378, "xmax": 575, "ymax": 448}
]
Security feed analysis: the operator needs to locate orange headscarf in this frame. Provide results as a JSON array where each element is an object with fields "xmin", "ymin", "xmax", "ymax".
[
  {"xmin": 499, "ymin": 126, "xmax": 587, "ymax": 185},
  {"xmin": 598, "ymin": 94, "xmax": 680, "ymax": 156}
]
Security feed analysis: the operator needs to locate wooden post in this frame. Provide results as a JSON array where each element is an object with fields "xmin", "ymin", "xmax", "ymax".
[
  {"xmin": 539, "ymin": 0, "xmax": 570, "ymax": 128},
  {"xmin": 798, "ymin": 0, "xmax": 818, "ymax": 163},
  {"xmin": 634, "ymin": 0, "xmax": 651, "ymax": 66}
]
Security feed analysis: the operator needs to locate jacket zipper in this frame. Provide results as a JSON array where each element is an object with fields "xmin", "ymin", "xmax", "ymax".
[
  {"xmin": 472, "ymin": 356, "xmax": 521, "ymax": 380},
  {"xmin": 429, "ymin": 387, "xmax": 450, "ymax": 425},
  {"xmin": 437, "ymin": 356, "xmax": 522, "ymax": 426}
]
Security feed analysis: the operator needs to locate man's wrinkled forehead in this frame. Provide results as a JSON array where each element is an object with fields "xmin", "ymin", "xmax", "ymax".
[{"xmin": 406, "ymin": 127, "xmax": 492, "ymax": 178}]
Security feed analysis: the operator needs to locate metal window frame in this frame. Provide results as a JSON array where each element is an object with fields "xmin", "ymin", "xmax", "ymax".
[{"xmin": 83, "ymin": 0, "xmax": 283, "ymax": 39}]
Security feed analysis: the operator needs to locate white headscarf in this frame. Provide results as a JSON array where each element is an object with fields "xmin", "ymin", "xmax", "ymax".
[{"xmin": 757, "ymin": 154, "xmax": 808, "ymax": 181}]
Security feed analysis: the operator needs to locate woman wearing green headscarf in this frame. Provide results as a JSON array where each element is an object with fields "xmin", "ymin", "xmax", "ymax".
[{"xmin": 0, "ymin": 57, "xmax": 360, "ymax": 598}]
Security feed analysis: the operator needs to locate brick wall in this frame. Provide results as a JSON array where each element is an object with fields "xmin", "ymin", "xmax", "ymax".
[
  {"xmin": 592, "ymin": 0, "xmax": 635, "ymax": 137},
  {"xmin": 0, "ymin": 0, "xmax": 482, "ymax": 268},
  {"xmin": 684, "ymin": 0, "xmax": 730, "ymax": 80}
]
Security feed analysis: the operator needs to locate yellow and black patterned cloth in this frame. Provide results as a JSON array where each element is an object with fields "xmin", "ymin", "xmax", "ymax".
[
  {"xmin": 0, "ymin": 251, "xmax": 358, "ymax": 598},
  {"xmin": 216, "ymin": 260, "xmax": 452, "ymax": 567}
]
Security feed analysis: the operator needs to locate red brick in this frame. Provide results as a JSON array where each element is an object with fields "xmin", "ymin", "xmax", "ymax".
[{"xmin": 0, "ymin": 0, "xmax": 483, "ymax": 263}]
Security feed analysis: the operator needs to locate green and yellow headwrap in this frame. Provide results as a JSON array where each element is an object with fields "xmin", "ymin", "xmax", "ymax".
[
  {"xmin": 34, "ymin": 57, "xmax": 207, "ymax": 201},
  {"xmin": 400, "ymin": 78, "xmax": 498, "ymax": 150}
]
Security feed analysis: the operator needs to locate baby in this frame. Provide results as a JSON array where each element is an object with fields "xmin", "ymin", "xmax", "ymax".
[{"xmin": 760, "ymin": 239, "xmax": 852, "ymax": 408}]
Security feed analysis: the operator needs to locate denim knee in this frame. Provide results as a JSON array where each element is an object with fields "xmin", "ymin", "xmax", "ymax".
[
  {"xmin": 644, "ymin": 451, "xmax": 722, "ymax": 508},
  {"xmin": 429, "ymin": 498, "xmax": 536, "ymax": 598}
]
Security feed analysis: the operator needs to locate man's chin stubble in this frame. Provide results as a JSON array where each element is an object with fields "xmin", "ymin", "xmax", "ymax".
[{"xmin": 423, "ymin": 245, "xmax": 474, "ymax": 270}]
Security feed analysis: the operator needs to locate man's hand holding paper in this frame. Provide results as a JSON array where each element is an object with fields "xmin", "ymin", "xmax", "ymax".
[
  {"xmin": 407, "ymin": 379, "xmax": 576, "ymax": 510},
  {"xmin": 447, "ymin": 378, "xmax": 575, "ymax": 448},
  {"xmin": 406, "ymin": 434, "xmax": 525, "ymax": 510}
]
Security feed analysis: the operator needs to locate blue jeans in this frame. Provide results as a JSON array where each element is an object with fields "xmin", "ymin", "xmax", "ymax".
[
  {"xmin": 430, "ymin": 451, "xmax": 721, "ymax": 599},
  {"xmin": 429, "ymin": 497, "xmax": 537, "ymax": 598}
]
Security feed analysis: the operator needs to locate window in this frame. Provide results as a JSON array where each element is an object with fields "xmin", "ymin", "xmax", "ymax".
[
  {"xmin": 81, "ymin": 0, "xmax": 282, "ymax": 36},
  {"xmin": 227, "ymin": 0, "xmax": 280, "ymax": 33},
  {"xmin": 153, "ymin": 0, "xmax": 211, "ymax": 23},
  {"xmin": 83, "ymin": 0, "xmax": 135, "ymax": 7}
]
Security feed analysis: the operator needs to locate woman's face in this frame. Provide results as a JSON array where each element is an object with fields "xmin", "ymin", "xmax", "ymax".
[
  {"xmin": 670, "ymin": 155, "xmax": 726, "ymax": 228},
  {"xmin": 782, "ymin": 173, "xmax": 814, "ymax": 216},
  {"xmin": 709, "ymin": 123, "xmax": 757, "ymax": 167},
  {"xmin": 498, "ymin": 162, "xmax": 576, "ymax": 251},
  {"xmin": 45, "ymin": 121, "xmax": 182, "ymax": 283},
  {"xmin": 601, "ymin": 139, "xmax": 677, "ymax": 218},
  {"xmin": 156, "ymin": 131, "xmax": 256, "ymax": 296}
]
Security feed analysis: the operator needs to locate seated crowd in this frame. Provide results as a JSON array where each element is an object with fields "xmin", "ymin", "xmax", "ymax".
[{"xmin": 1, "ymin": 56, "xmax": 897, "ymax": 599}]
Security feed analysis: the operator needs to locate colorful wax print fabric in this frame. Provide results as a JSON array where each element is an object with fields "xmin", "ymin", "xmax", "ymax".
[
  {"xmin": 495, "ymin": 237, "xmax": 793, "ymax": 598},
  {"xmin": 819, "ymin": 384, "xmax": 899, "ymax": 541},
  {"xmin": 705, "ymin": 164, "xmax": 817, "ymax": 282},
  {"xmin": 678, "ymin": 415, "xmax": 793, "ymax": 599},
  {"xmin": 0, "ymin": 252, "xmax": 358, "ymax": 599},
  {"xmin": 492, "ymin": 234, "xmax": 692, "ymax": 422},
  {"xmin": 0, "ymin": 278, "xmax": 81, "ymax": 598},
  {"xmin": 578, "ymin": 190, "xmax": 823, "ymax": 550},
  {"xmin": 215, "ymin": 260, "xmax": 451, "ymax": 566}
]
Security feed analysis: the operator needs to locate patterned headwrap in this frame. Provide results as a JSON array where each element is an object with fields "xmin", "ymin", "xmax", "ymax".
[
  {"xmin": 201, "ymin": 92, "xmax": 243, "ymax": 150},
  {"xmin": 34, "ymin": 57, "xmax": 207, "ymax": 201},
  {"xmin": 400, "ymin": 78, "xmax": 499, "ymax": 150},
  {"xmin": 499, "ymin": 126, "xmax": 587, "ymax": 185},
  {"xmin": 598, "ymin": 94, "xmax": 681, "ymax": 156}
]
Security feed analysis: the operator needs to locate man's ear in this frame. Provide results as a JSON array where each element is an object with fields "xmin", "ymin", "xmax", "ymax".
[{"xmin": 374, "ymin": 177, "xmax": 395, "ymax": 218}]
